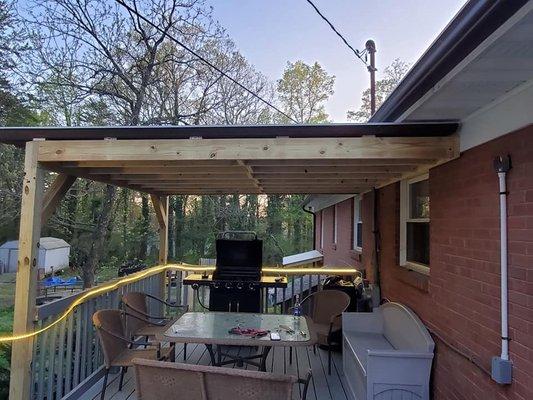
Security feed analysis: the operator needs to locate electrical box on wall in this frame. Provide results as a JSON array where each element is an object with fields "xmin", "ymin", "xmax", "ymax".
[{"xmin": 491, "ymin": 356, "xmax": 512, "ymax": 384}]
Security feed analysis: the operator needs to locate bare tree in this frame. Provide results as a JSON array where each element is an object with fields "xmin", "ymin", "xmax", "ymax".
[{"xmin": 23, "ymin": 0, "xmax": 218, "ymax": 286}]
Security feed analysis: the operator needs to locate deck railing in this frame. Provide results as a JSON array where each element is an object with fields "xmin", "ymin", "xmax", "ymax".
[
  {"xmin": 31, "ymin": 269, "xmax": 166, "ymax": 400},
  {"xmin": 28, "ymin": 265, "xmax": 345, "ymax": 399}
]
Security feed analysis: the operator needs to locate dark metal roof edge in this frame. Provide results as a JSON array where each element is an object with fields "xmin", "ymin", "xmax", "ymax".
[
  {"xmin": 0, "ymin": 122, "xmax": 459, "ymax": 145},
  {"xmin": 370, "ymin": 0, "xmax": 530, "ymax": 123}
]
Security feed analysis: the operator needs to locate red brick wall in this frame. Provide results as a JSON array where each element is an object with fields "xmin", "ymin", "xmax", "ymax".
[
  {"xmin": 315, "ymin": 198, "xmax": 362, "ymax": 269},
  {"xmin": 315, "ymin": 124, "xmax": 533, "ymax": 400}
]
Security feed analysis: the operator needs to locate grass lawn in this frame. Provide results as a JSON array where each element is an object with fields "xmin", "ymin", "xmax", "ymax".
[{"xmin": 0, "ymin": 273, "xmax": 16, "ymax": 312}]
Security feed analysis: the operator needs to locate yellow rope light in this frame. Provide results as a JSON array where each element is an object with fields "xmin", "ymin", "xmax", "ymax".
[{"xmin": 0, "ymin": 263, "xmax": 357, "ymax": 343}]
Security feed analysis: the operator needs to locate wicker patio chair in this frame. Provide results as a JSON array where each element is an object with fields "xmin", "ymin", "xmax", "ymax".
[
  {"xmin": 121, "ymin": 291, "xmax": 188, "ymax": 360},
  {"xmin": 133, "ymin": 358, "xmax": 312, "ymax": 400},
  {"xmin": 92, "ymin": 309, "xmax": 173, "ymax": 400},
  {"xmin": 293, "ymin": 289, "xmax": 351, "ymax": 375}
]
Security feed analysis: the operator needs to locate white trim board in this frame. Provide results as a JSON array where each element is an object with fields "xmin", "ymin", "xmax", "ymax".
[
  {"xmin": 458, "ymin": 78, "xmax": 533, "ymax": 151},
  {"xmin": 396, "ymin": 2, "xmax": 533, "ymax": 124}
]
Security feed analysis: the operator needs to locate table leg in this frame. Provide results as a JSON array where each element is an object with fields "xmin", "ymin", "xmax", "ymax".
[
  {"xmin": 217, "ymin": 345, "xmax": 222, "ymax": 365},
  {"xmin": 206, "ymin": 344, "xmax": 217, "ymax": 366},
  {"xmin": 259, "ymin": 346, "xmax": 272, "ymax": 372}
]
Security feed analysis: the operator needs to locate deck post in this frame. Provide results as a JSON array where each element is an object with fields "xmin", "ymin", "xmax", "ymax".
[
  {"xmin": 9, "ymin": 141, "xmax": 45, "ymax": 400},
  {"xmin": 150, "ymin": 194, "xmax": 169, "ymax": 300}
]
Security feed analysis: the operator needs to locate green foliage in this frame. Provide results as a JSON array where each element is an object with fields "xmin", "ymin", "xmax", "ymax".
[
  {"xmin": 277, "ymin": 60, "xmax": 335, "ymax": 123},
  {"xmin": 0, "ymin": 342, "xmax": 10, "ymax": 399}
]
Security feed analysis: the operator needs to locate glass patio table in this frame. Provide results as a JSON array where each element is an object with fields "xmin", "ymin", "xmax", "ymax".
[{"xmin": 157, "ymin": 311, "xmax": 313, "ymax": 371}]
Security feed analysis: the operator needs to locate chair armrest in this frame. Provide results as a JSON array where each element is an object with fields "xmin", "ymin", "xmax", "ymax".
[
  {"xmin": 123, "ymin": 311, "xmax": 167, "ymax": 327},
  {"xmin": 144, "ymin": 293, "xmax": 189, "ymax": 310},
  {"xmin": 96, "ymin": 323, "xmax": 156, "ymax": 348}
]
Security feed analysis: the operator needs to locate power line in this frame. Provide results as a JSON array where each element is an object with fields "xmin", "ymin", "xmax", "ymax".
[
  {"xmin": 114, "ymin": 0, "xmax": 298, "ymax": 123},
  {"xmin": 304, "ymin": 0, "xmax": 368, "ymax": 66}
]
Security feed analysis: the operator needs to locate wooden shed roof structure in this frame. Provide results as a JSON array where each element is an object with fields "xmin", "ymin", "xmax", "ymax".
[
  {"xmin": 1, "ymin": 121, "xmax": 460, "ymax": 399},
  {"xmin": 0, "ymin": 122, "xmax": 459, "ymax": 195}
]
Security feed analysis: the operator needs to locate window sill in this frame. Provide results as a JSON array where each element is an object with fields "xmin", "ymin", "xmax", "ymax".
[
  {"xmin": 397, "ymin": 265, "xmax": 430, "ymax": 292},
  {"xmin": 401, "ymin": 261, "xmax": 430, "ymax": 276}
]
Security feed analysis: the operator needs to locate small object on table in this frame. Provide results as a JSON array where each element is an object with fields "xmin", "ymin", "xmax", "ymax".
[
  {"xmin": 228, "ymin": 326, "xmax": 269, "ymax": 338},
  {"xmin": 279, "ymin": 324, "xmax": 295, "ymax": 334},
  {"xmin": 270, "ymin": 332, "xmax": 281, "ymax": 341}
]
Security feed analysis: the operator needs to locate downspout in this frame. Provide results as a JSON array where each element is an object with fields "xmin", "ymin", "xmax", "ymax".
[
  {"xmin": 372, "ymin": 188, "xmax": 382, "ymax": 304},
  {"xmin": 491, "ymin": 155, "xmax": 512, "ymax": 384},
  {"xmin": 302, "ymin": 204, "xmax": 317, "ymax": 251}
]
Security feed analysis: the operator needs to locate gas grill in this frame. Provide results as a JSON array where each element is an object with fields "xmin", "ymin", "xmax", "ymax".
[
  {"xmin": 213, "ymin": 231, "xmax": 262, "ymax": 282},
  {"xmin": 182, "ymin": 231, "xmax": 287, "ymax": 313}
]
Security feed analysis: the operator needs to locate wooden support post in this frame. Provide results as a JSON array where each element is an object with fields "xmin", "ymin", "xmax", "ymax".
[
  {"xmin": 150, "ymin": 194, "xmax": 169, "ymax": 301},
  {"xmin": 9, "ymin": 141, "xmax": 44, "ymax": 400},
  {"xmin": 41, "ymin": 174, "xmax": 76, "ymax": 225}
]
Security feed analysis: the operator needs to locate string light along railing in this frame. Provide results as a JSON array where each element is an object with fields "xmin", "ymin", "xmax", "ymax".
[{"xmin": 0, "ymin": 263, "xmax": 358, "ymax": 343}]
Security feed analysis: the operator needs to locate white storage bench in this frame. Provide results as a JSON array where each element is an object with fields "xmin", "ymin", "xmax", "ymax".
[{"xmin": 342, "ymin": 302, "xmax": 434, "ymax": 400}]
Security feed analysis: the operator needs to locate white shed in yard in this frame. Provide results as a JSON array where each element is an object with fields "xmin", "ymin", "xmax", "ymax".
[{"xmin": 0, "ymin": 237, "xmax": 70, "ymax": 274}]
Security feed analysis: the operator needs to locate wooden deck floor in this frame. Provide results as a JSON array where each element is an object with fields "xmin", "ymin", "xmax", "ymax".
[{"xmin": 80, "ymin": 343, "xmax": 351, "ymax": 400}]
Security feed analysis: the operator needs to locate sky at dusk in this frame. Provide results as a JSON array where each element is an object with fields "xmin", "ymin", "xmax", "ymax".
[{"xmin": 206, "ymin": 0, "xmax": 467, "ymax": 122}]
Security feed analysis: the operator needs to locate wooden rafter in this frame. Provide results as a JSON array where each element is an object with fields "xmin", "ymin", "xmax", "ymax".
[{"xmin": 34, "ymin": 135, "xmax": 458, "ymax": 195}]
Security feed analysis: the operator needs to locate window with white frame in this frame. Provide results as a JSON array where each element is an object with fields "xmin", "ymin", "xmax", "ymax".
[
  {"xmin": 320, "ymin": 210, "xmax": 324, "ymax": 249},
  {"xmin": 400, "ymin": 174, "xmax": 430, "ymax": 274},
  {"xmin": 333, "ymin": 204, "xmax": 338, "ymax": 244},
  {"xmin": 353, "ymin": 196, "xmax": 363, "ymax": 251}
]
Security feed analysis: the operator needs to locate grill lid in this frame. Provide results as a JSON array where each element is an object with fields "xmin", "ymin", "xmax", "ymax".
[{"xmin": 214, "ymin": 231, "xmax": 262, "ymax": 281}]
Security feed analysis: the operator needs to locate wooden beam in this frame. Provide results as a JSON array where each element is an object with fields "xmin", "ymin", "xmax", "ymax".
[
  {"xmin": 10, "ymin": 141, "xmax": 44, "ymax": 400},
  {"xmin": 150, "ymin": 194, "xmax": 168, "ymax": 265},
  {"xmin": 237, "ymin": 159, "xmax": 262, "ymax": 192},
  {"xmin": 50, "ymin": 160, "xmax": 240, "ymax": 168},
  {"xmin": 41, "ymin": 174, "xmax": 76, "ymax": 225},
  {"xmin": 150, "ymin": 194, "xmax": 168, "ymax": 230},
  {"xmin": 45, "ymin": 160, "xmax": 430, "ymax": 172},
  {"xmin": 36, "ymin": 136, "xmax": 459, "ymax": 162},
  {"xmin": 150, "ymin": 194, "xmax": 169, "ymax": 300},
  {"xmin": 157, "ymin": 187, "xmax": 368, "ymax": 195},
  {"xmin": 141, "ymin": 181, "xmax": 256, "ymax": 188},
  {"xmin": 43, "ymin": 164, "xmax": 156, "ymax": 195},
  {"xmin": 252, "ymin": 166, "xmax": 405, "ymax": 175},
  {"xmin": 55, "ymin": 166, "xmax": 249, "ymax": 175},
  {"xmin": 245, "ymin": 158, "xmax": 437, "ymax": 166},
  {"xmin": 107, "ymin": 173, "xmax": 249, "ymax": 180}
]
